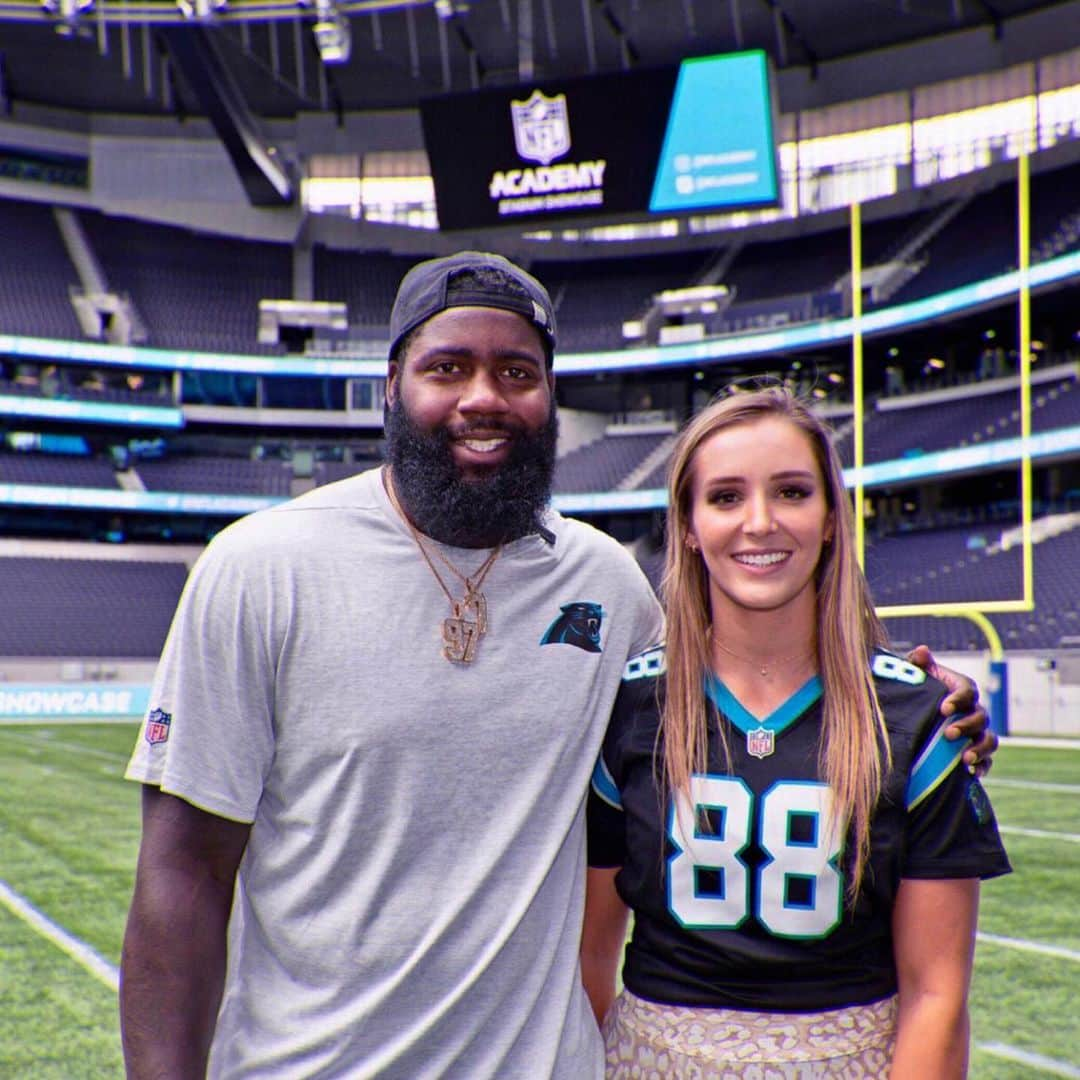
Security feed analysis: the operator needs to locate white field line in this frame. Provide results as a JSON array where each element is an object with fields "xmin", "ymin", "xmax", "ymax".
[
  {"xmin": 999, "ymin": 825, "xmax": 1080, "ymax": 843},
  {"xmin": 976, "ymin": 932, "xmax": 1080, "ymax": 964},
  {"xmin": 1002, "ymin": 737, "xmax": 1080, "ymax": 751},
  {"xmin": 25, "ymin": 730, "xmax": 130, "ymax": 765},
  {"xmin": 977, "ymin": 1042, "xmax": 1080, "ymax": 1078},
  {"xmin": 0, "ymin": 727, "xmax": 132, "ymax": 766},
  {"xmin": 985, "ymin": 778, "xmax": 1080, "ymax": 794},
  {"xmin": 0, "ymin": 878, "xmax": 119, "ymax": 992}
]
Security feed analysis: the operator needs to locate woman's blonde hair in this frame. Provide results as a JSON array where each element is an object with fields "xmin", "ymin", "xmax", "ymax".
[{"xmin": 660, "ymin": 384, "xmax": 890, "ymax": 897}]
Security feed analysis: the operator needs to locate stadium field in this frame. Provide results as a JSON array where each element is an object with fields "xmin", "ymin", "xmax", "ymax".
[{"xmin": 0, "ymin": 723, "xmax": 1077, "ymax": 1078}]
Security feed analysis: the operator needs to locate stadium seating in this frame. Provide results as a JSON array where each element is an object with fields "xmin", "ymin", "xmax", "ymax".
[
  {"xmin": 553, "ymin": 430, "xmax": 674, "ymax": 494},
  {"xmin": 0, "ymin": 557, "xmax": 188, "ymax": 657},
  {"xmin": 312, "ymin": 247, "xmax": 417, "ymax": 336},
  {"xmin": 0, "ymin": 157, "xmax": 1077, "ymax": 671},
  {"xmin": 78, "ymin": 210, "xmax": 292, "ymax": 355},
  {"xmin": 2, "ymin": 157, "xmax": 1077, "ymax": 356},
  {"xmin": 0, "ymin": 153, "xmax": 1075, "ymax": 357},
  {"xmin": 0, "ymin": 198, "xmax": 84, "ymax": 340},
  {"xmin": 314, "ymin": 459, "xmax": 379, "ymax": 485},
  {"xmin": 534, "ymin": 253, "xmax": 715, "ymax": 351},
  {"xmin": 888, "ymin": 160, "xmax": 1080, "ymax": 305},
  {"xmin": 134, "ymin": 455, "xmax": 293, "ymax": 496},
  {"xmin": 833, "ymin": 370, "xmax": 1079, "ymax": 467},
  {"xmin": 877, "ymin": 523, "xmax": 1080, "ymax": 650},
  {"xmin": 0, "ymin": 451, "xmax": 119, "ymax": 488}
]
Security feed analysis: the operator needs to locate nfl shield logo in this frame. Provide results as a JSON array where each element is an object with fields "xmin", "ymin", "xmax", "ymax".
[
  {"xmin": 746, "ymin": 726, "xmax": 775, "ymax": 759},
  {"xmin": 145, "ymin": 707, "xmax": 172, "ymax": 746},
  {"xmin": 511, "ymin": 90, "xmax": 571, "ymax": 166}
]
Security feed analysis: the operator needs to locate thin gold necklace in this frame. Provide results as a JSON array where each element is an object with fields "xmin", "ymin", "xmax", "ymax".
[
  {"xmin": 711, "ymin": 633, "xmax": 816, "ymax": 678},
  {"xmin": 385, "ymin": 469, "xmax": 502, "ymax": 664}
]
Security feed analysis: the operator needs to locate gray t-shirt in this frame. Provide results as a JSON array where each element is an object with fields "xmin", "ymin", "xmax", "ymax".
[{"xmin": 126, "ymin": 467, "xmax": 663, "ymax": 1079}]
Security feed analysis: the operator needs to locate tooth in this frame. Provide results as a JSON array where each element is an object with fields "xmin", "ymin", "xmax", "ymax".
[{"xmin": 462, "ymin": 438, "xmax": 506, "ymax": 452}]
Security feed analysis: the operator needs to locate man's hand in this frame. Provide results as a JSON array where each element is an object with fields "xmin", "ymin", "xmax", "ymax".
[{"xmin": 905, "ymin": 644, "xmax": 998, "ymax": 777}]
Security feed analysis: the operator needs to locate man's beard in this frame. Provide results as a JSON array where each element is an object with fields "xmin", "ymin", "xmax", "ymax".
[{"xmin": 383, "ymin": 398, "xmax": 558, "ymax": 548}]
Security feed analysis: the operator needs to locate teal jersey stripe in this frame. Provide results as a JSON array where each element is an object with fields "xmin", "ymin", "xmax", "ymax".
[
  {"xmin": 906, "ymin": 724, "xmax": 970, "ymax": 810},
  {"xmin": 591, "ymin": 755, "xmax": 622, "ymax": 810},
  {"xmin": 705, "ymin": 673, "xmax": 823, "ymax": 735}
]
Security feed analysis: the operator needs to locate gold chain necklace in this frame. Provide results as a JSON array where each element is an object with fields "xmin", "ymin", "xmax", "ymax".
[
  {"xmin": 385, "ymin": 470, "xmax": 502, "ymax": 664},
  {"xmin": 711, "ymin": 633, "xmax": 816, "ymax": 678}
]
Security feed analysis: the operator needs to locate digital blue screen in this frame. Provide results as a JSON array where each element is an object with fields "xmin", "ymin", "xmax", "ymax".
[{"xmin": 650, "ymin": 50, "xmax": 778, "ymax": 213}]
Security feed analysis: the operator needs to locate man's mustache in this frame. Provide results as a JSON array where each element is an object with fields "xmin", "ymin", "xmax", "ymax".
[{"xmin": 447, "ymin": 421, "xmax": 525, "ymax": 439}]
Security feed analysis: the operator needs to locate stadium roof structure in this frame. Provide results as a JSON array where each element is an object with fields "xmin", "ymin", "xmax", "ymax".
[{"xmin": 0, "ymin": 0, "xmax": 1077, "ymax": 120}]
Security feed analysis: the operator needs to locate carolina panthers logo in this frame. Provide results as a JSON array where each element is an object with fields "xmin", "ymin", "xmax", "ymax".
[
  {"xmin": 541, "ymin": 602, "xmax": 604, "ymax": 653},
  {"xmin": 967, "ymin": 778, "xmax": 993, "ymax": 826}
]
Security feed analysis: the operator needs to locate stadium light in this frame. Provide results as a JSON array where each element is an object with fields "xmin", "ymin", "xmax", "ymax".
[
  {"xmin": 176, "ymin": 0, "xmax": 227, "ymax": 18},
  {"xmin": 633, "ymin": 283, "xmax": 733, "ymax": 346},
  {"xmin": 433, "ymin": 0, "xmax": 469, "ymax": 17},
  {"xmin": 40, "ymin": 0, "xmax": 93, "ymax": 33},
  {"xmin": 653, "ymin": 285, "xmax": 731, "ymax": 316},
  {"xmin": 40, "ymin": 0, "xmax": 93, "ymax": 14},
  {"xmin": 312, "ymin": 0, "xmax": 351, "ymax": 64}
]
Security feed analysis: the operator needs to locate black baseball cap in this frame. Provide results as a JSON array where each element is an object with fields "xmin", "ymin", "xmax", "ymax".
[{"xmin": 388, "ymin": 251, "xmax": 557, "ymax": 364}]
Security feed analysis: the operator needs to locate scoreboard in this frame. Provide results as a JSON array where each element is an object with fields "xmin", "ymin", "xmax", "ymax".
[{"xmin": 420, "ymin": 50, "xmax": 779, "ymax": 231}]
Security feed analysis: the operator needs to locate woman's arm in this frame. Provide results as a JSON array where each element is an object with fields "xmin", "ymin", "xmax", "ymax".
[
  {"xmin": 580, "ymin": 866, "xmax": 631, "ymax": 1026},
  {"xmin": 890, "ymin": 877, "xmax": 980, "ymax": 1079}
]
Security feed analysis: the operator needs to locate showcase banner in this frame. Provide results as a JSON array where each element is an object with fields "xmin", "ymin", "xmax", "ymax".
[{"xmin": 0, "ymin": 684, "xmax": 151, "ymax": 721}]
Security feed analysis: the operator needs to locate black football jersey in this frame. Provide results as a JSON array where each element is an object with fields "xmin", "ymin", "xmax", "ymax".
[{"xmin": 587, "ymin": 646, "xmax": 1011, "ymax": 1012}]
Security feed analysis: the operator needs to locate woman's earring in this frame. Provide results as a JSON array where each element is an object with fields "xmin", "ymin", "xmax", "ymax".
[{"xmin": 686, "ymin": 537, "xmax": 699, "ymax": 552}]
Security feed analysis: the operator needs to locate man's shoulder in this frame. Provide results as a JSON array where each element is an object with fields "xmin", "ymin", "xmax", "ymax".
[
  {"xmin": 273, "ymin": 466, "xmax": 383, "ymax": 514},
  {"xmin": 199, "ymin": 469, "xmax": 385, "ymax": 566},
  {"xmin": 550, "ymin": 513, "xmax": 648, "ymax": 571}
]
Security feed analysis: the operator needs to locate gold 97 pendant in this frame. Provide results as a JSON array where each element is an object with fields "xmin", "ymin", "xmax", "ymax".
[
  {"xmin": 443, "ymin": 615, "xmax": 481, "ymax": 663},
  {"xmin": 438, "ymin": 591, "xmax": 490, "ymax": 665},
  {"xmin": 442, "ymin": 591, "xmax": 489, "ymax": 663}
]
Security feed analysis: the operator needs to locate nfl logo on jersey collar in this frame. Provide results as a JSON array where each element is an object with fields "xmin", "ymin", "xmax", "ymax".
[
  {"xmin": 746, "ymin": 726, "xmax": 776, "ymax": 759},
  {"xmin": 705, "ymin": 673, "xmax": 824, "ymax": 759}
]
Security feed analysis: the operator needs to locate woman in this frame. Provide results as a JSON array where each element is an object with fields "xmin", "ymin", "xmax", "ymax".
[{"xmin": 582, "ymin": 387, "xmax": 1010, "ymax": 1077}]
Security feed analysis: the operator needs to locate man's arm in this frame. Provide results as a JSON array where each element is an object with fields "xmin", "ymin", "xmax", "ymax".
[
  {"xmin": 905, "ymin": 645, "xmax": 998, "ymax": 775},
  {"xmin": 890, "ymin": 877, "xmax": 979, "ymax": 1079},
  {"xmin": 580, "ymin": 867, "xmax": 630, "ymax": 1026},
  {"xmin": 120, "ymin": 785, "xmax": 251, "ymax": 1079}
]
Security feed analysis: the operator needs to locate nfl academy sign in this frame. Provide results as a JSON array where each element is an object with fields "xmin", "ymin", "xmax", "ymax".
[
  {"xmin": 419, "ymin": 52, "xmax": 779, "ymax": 231},
  {"xmin": 420, "ymin": 66, "xmax": 680, "ymax": 230},
  {"xmin": 487, "ymin": 90, "xmax": 606, "ymax": 217}
]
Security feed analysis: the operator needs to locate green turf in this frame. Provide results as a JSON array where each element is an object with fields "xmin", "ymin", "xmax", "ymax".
[
  {"xmin": 0, "ymin": 725, "xmax": 1076, "ymax": 1077},
  {"xmin": 0, "ymin": 907, "xmax": 123, "ymax": 1079},
  {"xmin": 0, "ymin": 723, "xmax": 139, "ymax": 1078}
]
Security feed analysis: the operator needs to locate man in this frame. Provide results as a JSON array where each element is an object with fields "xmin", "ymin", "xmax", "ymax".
[{"xmin": 120, "ymin": 252, "xmax": 994, "ymax": 1078}]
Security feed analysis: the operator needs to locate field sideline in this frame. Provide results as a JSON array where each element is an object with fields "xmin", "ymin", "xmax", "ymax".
[{"xmin": 0, "ymin": 724, "xmax": 1077, "ymax": 1078}]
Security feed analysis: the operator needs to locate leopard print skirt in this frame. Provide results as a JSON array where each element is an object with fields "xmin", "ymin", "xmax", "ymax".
[{"xmin": 601, "ymin": 990, "xmax": 897, "ymax": 1079}]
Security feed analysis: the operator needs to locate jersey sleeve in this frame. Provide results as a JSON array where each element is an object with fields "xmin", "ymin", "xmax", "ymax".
[
  {"xmin": 587, "ymin": 680, "xmax": 632, "ymax": 869},
  {"xmin": 587, "ymin": 646, "xmax": 664, "ymax": 868},
  {"xmin": 902, "ymin": 720, "xmax": 1011, "ymax": 881}
]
